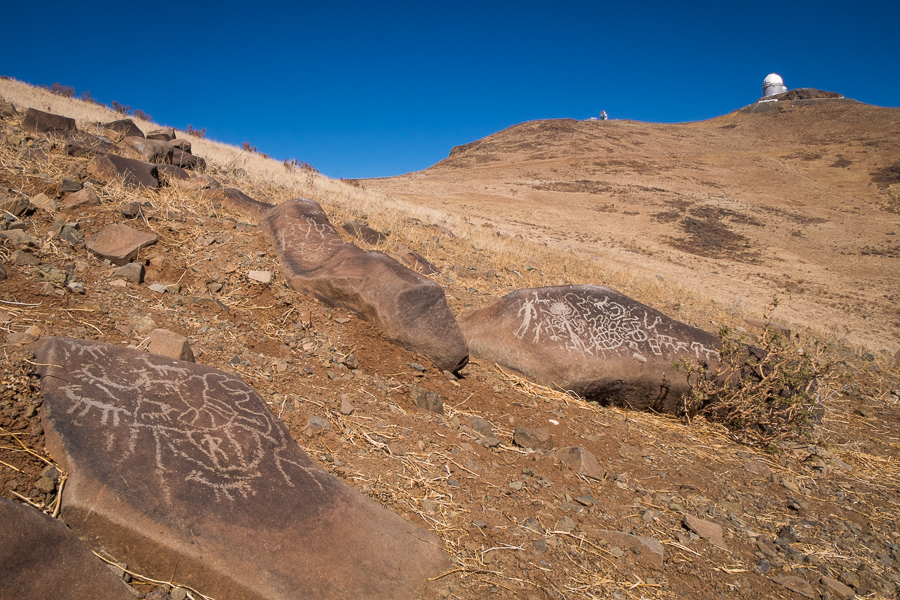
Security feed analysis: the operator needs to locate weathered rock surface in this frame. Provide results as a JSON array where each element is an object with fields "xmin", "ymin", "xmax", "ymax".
[
  {"xmin": 66, "ymin": 131, "xmax": 114, "ymax": 157},
  {"xmin": 146, "ymin": 328, "xmax": 194, "ymax": 362},
  {"xmin": 115, "ymin": 136, "xmax": 173, "ymax": 164},
  {"xmin": 146, "ymin": 127, "xmax": 176, "ymax": 141},
  {"xmin": 156, "ymin": 164, "xmax": 191, "ymax": 183},
  {"xmin": 683, "ymin": 514, "xmax": 727, "ymax": 549},
  {"xmin": 555, "ymin": 446, "xmax": 605, "ymax": 480},
  {"xmin": 342, "ymin": 219, "xmax": 387, "ymax": 244},
  {"xmin": 85, "ymin": 224, "xmax": 158, "ymax": 265},
  {"xmin": 22, "ymin": 108, "xmax": 77, "ymax": 135},
  {"xmin": 412, "ymin": 387, "xmax": 443, "ymax": 414},
  {"xmin": 31, "ymin": 337, "xmax": 450, "ymax": 600},
  {"xmin": 87, "ymin": 154, "xmax": 159, "ymax": 189},
  {"xmin": 771, "ymin": 575, "xmax": 817, "ymax": 599},
  {"xmin": 513, "ymin": 426, "xmax": 553, "ymax": 451},
  {"xmin": 0, "ymin": 498, "xmax": 135, "ymax": 600},
  {"xmin": 458, "ymin": 285, "xmax": 721, "ymax": 411},
  {"xmin": 392, "ymin": 246, "xmax": 440, "ymax": 275},
  {"xmin": 199, "ymin": 188, "xmax": 273, "ymax": 223},
  {"xmin": 103, "ymin": 118, "xmax": 144, "ymax": 139},
  {"xmin": 262, "ymin": 199, "xmax": 468, "ymax": 372},
  {"xmin": 172, "ymin": 147, "xmax": 204, "ymax": 169}
]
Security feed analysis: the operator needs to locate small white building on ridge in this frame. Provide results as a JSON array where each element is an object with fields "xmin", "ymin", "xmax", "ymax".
[{"xmin": 762, "ymin": 73, "xmax": 787, "ymax": 97}]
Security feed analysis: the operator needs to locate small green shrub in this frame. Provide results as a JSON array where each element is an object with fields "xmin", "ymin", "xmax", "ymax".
[{"xmin": 676, "ymin": 298, "xmax": 833, "ymax": 448}]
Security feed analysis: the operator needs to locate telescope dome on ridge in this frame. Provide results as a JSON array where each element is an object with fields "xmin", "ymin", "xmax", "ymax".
[{"xmin": 762, "ymin": 73, "xmax": 787, "ymax": 97}]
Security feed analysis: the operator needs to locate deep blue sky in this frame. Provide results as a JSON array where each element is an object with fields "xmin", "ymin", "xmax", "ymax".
[{"xmin": 2, "ymin": 1, "xmax": 897, "ymax": 179}]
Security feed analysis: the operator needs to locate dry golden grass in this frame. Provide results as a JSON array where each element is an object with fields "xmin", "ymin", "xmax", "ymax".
[{"xmin": 0, "ymin": 76, "xmax": 850, "ymax": 351}]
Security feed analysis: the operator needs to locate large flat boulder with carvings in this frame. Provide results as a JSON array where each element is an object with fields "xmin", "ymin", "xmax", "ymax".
[
  {"xmin": 458, "ymin": 285, "xmax": 722, "ymax": 412},
  {"xmin": 0, "ymin": 498, "xmax": 134, "ymax": 600},
  {"xmin": 262, "ymin": 199, "xmax": 468, "ymax": 372},
  {"xmin": 30, "ymin": 337, "xmax": 449, "ymax": 600}
]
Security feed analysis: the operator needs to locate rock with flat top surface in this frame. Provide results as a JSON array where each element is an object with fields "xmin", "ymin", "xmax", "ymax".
[
  {"xmin": 31, "ymin": 337, "xmax": 449, "ymax": 600},
  {"xmin": 85, "ymin": 224, "xmax": 157, "ymax": 266},
  {"xmin": 0, "ymin": 497, "xmax": 135, "ymax": 600}
]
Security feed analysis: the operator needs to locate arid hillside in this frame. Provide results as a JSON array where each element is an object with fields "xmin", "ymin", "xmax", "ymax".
[
  {"xmin": 362, "ymin": 96, "xmax": 900, "ymax": 353},
  {"xmin": 1, "ymin": 77, "xmax": 899, "ymax": 600}
]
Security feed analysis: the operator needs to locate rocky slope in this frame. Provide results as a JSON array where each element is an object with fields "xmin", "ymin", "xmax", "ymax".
[{"xmin": 0, "ymin": 84, "xmax": 899, "ymax": 600}]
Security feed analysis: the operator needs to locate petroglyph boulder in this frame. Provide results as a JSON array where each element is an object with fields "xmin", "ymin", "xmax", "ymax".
[
  {"xmin": 31, "ymin": 337, "xmax": 450, "ymax": 600},
  {"xmin": 458, "ymin": 285, "xmax": 722, "ymax": 412},
  {"xmin": 0, "ymin": 498, "xmax": 135, "ymax": 600},
  {"xmin": 261, "ymin": 199, "xmax": 469, "ymax": 372}
]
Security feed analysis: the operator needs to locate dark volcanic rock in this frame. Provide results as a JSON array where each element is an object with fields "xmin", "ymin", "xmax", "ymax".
[
  {"xmin": 146, "ymin": 127, "xmax": 176, "ymax": 141},
  {"xmin": 458, "ymin": 285, "xmax": 721, "ymax": 412},
  {"xmin": 87, "ymin": 154, "xmax": 159, "ymax": 189},
  {"xmin": 116, "ymin": 136, "xmax": 173, "ymax": 164},
  {"xmin": 66, "ymin": 131, "xmax": 113, "ymax": 157},
  {"xmin": 0, "ymin": 498, "xmax": 135, "ymax": 600},
  {"xmin": 392, "ymin": 246, "xmax": 440, "ymax": 275},
  {"xmin": 156, "ymin": 164, "xmax": 191, "ymax": 183},
  {"xmin": 31, "ymin": 337, "xmax": 450, "ymax": 600},
  {"xmin": 262, "ymin": 199, "xmax": 468, "ymax": 372},
  {"xmin": 199, "ymin": 187, "xmax": 273, "ymax": 223},
  {"xmin": 103, "ymin": 118, "xmax": 144, "ymax": 139},
  {"xmin": 342, "ymin": 219, "xmax": 388, "ymax": 244},
  {"xmin": 22, "ymin": 108, "xmax": 77, "ymax": 135},
  {"xmin": 172, "ymin": 147, "xmax": 204, "ymax": 169}
]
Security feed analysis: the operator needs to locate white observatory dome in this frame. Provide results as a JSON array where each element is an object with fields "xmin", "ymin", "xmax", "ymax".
[{"xmin": 762, "ymin": 73, "xmax": 787, "ymax": 97}]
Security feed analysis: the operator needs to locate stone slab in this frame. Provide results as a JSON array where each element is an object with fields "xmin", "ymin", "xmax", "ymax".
[
  {"xmin": 261, "ymin": 199, "xmax": 468, "ymax": 372},
  {"xmin": 103, "ymin": 119, "xmax": 144, "ymax": 139},
  {"xmin": 61, "ymin": 187, "xmax": 101, "ymax": 210},
  {"xmin": 683, "ymin": 514, "xmax": 727, "ymax": 549},
  {"xmin": 31, "ymin": 337, "xmax": 449, "ymax": 600},
  {"xmin": 22, "ymin": 108, "xmax": 77, "ymax": 135},
  {"xmin": 87, "ymin": 154, "xmax": 159, "ymax": 189},
  {"xmin": 0, "ymin": 498, "xmax": 134, "ymax": 600},
  {"xmin": 85, "ymin": 224, "xmax": 158, "ymax": 266},
  {"xmin": 458, "ymin": 285, "xmax": 721, "ymax": 412},
  {"xmin": 115, "ymin": 136, "xmax": 173, "ymax": 164}
]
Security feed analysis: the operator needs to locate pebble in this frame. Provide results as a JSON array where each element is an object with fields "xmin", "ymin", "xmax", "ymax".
[
  {"xmin": 248, "ymin": 270, "xmax": 272, "ymax": 283},
  {"xmin": 555, "ymin": 516, "xmax": 575, "ymax": 533}
]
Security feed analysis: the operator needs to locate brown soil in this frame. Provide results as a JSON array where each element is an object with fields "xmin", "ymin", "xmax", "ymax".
[{"xmin": 1, "ymin": 94, "xmax": 900, "ymax": 600}]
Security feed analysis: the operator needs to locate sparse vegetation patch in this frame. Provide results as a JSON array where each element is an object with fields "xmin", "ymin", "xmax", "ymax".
[{"xmin": 677, "ymin": 299, "xmax": 834, "ymax": 449}]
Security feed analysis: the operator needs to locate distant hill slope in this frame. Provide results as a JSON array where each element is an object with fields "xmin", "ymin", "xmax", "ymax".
[{"xmin": 363, "ymin": 96, "xmax": 900, "ymax": 351}]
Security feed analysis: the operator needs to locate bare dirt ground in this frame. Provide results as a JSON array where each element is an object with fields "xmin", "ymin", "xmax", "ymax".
[
  {"xmin": 361, "ymin": 97, "xmax": 900, "ymax": 354},
  {"xmin": 1, "ymin": 87, "xmax": 899, "ymax": 600}
]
